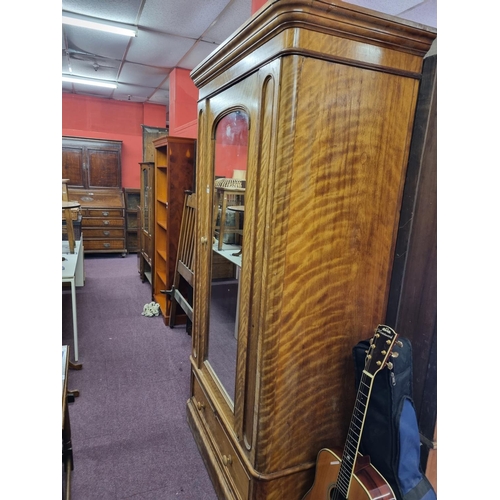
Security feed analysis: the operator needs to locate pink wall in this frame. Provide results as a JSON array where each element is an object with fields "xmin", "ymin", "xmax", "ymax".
[
  {"xmin": 169, "ymin": 68, "xmax": 198, "ymax": 138},
  {"xmin": 252, "ymin": 0, "xmax": 268, "ymax": 13},
  {"xmin": 62, "ymin": 94, "xmax": 167, "ymax": 188}
]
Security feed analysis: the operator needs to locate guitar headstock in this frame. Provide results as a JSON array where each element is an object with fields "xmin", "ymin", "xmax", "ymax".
[{"xmin": 364, "ymin": 325, "xmax": 401, "ymax": 376}]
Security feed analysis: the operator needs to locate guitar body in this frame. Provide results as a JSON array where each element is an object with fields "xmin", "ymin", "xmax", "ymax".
[{"xmin": 302, "ymin": 448, "xmax": 396, "ymax": 500}]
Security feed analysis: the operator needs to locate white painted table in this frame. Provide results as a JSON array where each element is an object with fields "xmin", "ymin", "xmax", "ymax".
[{"xmin": 62, "ymin": 237, "xmax": 85, "ymax": 361}]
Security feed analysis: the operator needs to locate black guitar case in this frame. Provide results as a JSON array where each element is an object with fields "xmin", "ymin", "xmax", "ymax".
[{"xmin": 353, "ymin": 336, "xmax": 437, "ymax": 500}]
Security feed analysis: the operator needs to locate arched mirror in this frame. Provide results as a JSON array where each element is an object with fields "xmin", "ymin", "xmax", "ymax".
[{"xmin": 206, "ymin": 109, "xmax": 249, "ymax": 408}]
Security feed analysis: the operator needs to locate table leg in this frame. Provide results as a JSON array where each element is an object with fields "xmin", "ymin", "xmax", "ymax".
[
  {"xmin": 70, "ymin": 279, "xmax": 78, "ymax": 361},
  {"xmin": 62, "ymin": 390, "xmax": 74, "ymax": 500}
]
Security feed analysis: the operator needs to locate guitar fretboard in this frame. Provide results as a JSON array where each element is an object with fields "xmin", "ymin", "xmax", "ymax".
[{"xmin": 334, "ymin": 372, "xmax": 372, "ymax": 498}]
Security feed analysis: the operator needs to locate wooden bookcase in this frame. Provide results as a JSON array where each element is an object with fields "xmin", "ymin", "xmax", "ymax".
[{"xmin": 153, "ymin": 136, "xmax": 195, "ymax": 325}]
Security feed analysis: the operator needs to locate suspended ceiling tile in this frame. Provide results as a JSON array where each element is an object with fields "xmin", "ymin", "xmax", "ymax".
[
  {"xmin": 113, "ymin": 83, "xmax": 155, "ymax": 101},
  {"xmin": 126, "ymin": 29, "xmax": 196, "ymax": 67},
  {"xmin": 64, "ymin": 84, "xmax": 115, "ymax": 99},
  {"xmin": 202, "ymin": 0, "xmax": 252, "ymax": 44},
  {"xmin": 64, "ymin": 25, "xmax": 130, "ymax": 60},
  {"xmin": 177, "ymin": 40, "xmax": 220, "ymax": 70},
  {"xmin": 62, "ymin": 57, "xmax": 71, "ymax": 73},
  {"xmin": 119, "ymin": 61, "xmax": 169, "ymax": 88},
  {"xmin": 396, "ymin": 0, "xmax": 437, "ymax": 27},
  {"xmin": 342, "ymin": 0, "xmax": 425, "ymax": 17},
  {"xmin": 149, "ymin": 88, "xmax": 170, "ymax": 104},
  {"xmin": 62, "ymin": 0, "xmax": 143, "ymax": 24},
  {"xmin": 64, "ymin": 54, "xmax": 120, "ymax": 81},
  {"xmin": 138, "ymin": 0, "xmax": 230, "ymax": 39}
]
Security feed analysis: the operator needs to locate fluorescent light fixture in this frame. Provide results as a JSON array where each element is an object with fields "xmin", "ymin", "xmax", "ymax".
[
  {"xmin": 62, "ymin": 12, "xmax": 137, "ymax": 37},
  {"xmin": 63, "ymin": 76, "xmax": 118, "ymax": 89}
]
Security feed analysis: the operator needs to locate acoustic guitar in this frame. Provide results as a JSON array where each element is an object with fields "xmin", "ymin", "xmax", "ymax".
[{"xmin": 302, "ymin": 325, "xmax": 401, "ymax": 500}]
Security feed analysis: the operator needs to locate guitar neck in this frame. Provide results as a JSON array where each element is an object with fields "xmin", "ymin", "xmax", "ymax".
[
  {"xmin": 335, "ymin": 325, "xmax": 398, "ymax": 499},
  {"xmin": 335, "ymin": 370, "xmax": 374, "ymax": 498}
]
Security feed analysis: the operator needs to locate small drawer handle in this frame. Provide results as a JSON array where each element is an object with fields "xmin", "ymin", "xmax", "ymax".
[
  {"xmin": 103, "ymin": 231, "xmax": 110, "ymax": 236},
  {"xmin": 102, "ymin": 211, "xmax": 109, "ymax": 216},
  {"xmin": 103, "ymin": 243, "xmax": 111, "ymax": 248},
  {"xmin": 196, "ymin": 401, "xmax": 205, "ymax": 412},
  {"xmin": 222, "ymin": 455, "xmax": 232, "ymax": 466},
  {"xmin": 103, "ymin": 220, "xmax": 110, "ymax": 225}
]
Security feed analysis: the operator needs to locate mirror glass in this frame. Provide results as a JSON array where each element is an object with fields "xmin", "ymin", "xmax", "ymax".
[{"xmin": 206, "ymin": 110, "xmax": 249, "ymax": 407}]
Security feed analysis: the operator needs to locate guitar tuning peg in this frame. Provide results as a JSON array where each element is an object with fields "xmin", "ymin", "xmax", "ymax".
[
  {"xmin": 386, "ymin": 361, "xmax": 393, "ymax": 370},
  {"xmin": 391, "ymin": 352, "xmax": 399, "ymax": 358},
  {"xmin": 396, "ymin": 340, "xmax": 403, "ymax": 348}
]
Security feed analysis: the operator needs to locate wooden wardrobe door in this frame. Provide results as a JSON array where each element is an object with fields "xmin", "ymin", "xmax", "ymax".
[
  {"xmin": 62, "ymin": 146, "xmax": 85, "ymax": 188},
  {"xmin": 88, "ymin": 148, "xmax": 121, "ymax": 188}
]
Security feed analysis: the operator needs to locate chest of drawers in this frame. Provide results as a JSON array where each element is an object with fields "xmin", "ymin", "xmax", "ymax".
[{"xmin": 67, "ymin": 188, "xmax": 127, "ymax": 255}]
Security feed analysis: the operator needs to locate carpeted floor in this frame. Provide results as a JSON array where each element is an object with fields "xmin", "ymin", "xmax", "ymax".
[{"xmin": 62, "ymin": 253, "xmax": 217, "ymax": 499}]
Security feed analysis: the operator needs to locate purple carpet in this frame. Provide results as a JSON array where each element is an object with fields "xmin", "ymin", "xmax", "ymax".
[{"xmin": 62, "ymin": 254, "xmax": 217, "ymax": 499}]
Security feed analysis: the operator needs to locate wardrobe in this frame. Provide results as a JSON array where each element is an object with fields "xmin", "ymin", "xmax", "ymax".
[{"xmin": 187, "ymin": 1, "xmax": 437, "ymax": 499}]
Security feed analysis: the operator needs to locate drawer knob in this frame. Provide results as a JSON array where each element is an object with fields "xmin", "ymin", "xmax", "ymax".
[
  {"xmin": 102, "ymin": 211, "xmax": 109, "ymax": 216},
  {"xmin": 103, "ymin": 243, "xmax": 110, "ymax": 248},
  {"xmin": 103, "ymin": 231, "xmax": 110, "ymax": 236},
  {"xmin": 200, "ymin": 236, "xmax": 207, "ymax": 245},
  {"xmin": 222, "ymin": 455, "xmax": 232, "ymax": 466},
  {"xmin": 196, "ymin": 401, "xmax": 205, "ymax": 411},
  {"xmin": 103, "ymin": 220, "xmax": 110, "ymax": 225}
]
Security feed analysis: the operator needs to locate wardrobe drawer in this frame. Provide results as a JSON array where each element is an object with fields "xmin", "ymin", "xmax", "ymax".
[
  {"xmin": 82, "ymin": 217, "xmax": 125, "ymax": 228},
  {"xmin": 84, "ymin": 239, "xmax": 126, "ymax": 251},
  {"xmin": 82, "ymin": 208, "xmax": 123, "ymax": 218},
  {"xmin": 192, "ymin": 378, "xmax": 249, "ymax": 498},
  {"xmin": 83, "ymin": 228, "xmax": 124, "ymax": 239}
]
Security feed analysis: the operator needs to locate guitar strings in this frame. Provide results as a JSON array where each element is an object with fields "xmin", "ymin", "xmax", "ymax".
[{"xmin": 332, "ymin": 371, "xmax": 371, "ymax": 500}]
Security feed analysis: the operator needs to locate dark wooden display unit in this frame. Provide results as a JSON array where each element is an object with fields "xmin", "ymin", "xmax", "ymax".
[
  {"xmin": 124, "ymin": 188, "xmax": 140, "ymax": 253},
  {"xmin": 138, "ymin": 161, "xmax": 155, "ymax": 286}
]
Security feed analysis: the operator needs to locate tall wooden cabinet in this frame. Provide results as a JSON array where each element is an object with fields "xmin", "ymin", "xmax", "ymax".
[
  {"xmin": 139, "ymin": 162, "xmax": 155, "ymax": 285},
  {"xmin": 187, "ymin": 2, "xmax": 436, "ymax": 499},
  {"xmin": 153, "ymin": 136, "xmax": 196, "ymax": 325},
  {"xmin": 63, "ymin": 136, "xmax": 126, "ymax": 255}
]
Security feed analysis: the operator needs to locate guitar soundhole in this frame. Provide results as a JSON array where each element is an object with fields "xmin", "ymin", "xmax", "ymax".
[{"xmin": 329, "ymin": 487, "xmax": 346, "ymax": 500}]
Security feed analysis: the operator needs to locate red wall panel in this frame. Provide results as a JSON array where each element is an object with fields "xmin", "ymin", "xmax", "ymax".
[{"xmin": 169, "ymin": 68, "xmax": 198, "ymax": 139}]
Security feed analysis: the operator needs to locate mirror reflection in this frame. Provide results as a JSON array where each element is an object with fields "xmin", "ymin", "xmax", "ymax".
[{"xmin": 207, "ymin": 110, "xmax": 249, "ymax": 407}]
